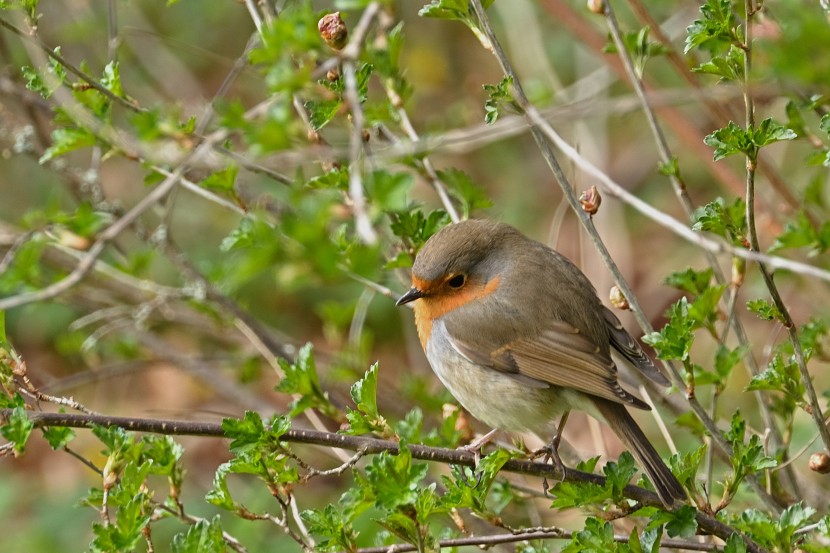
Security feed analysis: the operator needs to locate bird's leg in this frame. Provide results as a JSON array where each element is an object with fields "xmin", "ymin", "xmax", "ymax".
[
  {"xmin": 530, "ymin": 411, "xmax": 571, "ymax": 495},
  {"xmin": 457, "ymin": 429, "xmax": 498, "ymax": 488}
]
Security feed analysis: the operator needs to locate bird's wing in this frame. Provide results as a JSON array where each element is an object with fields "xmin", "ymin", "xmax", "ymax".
[
  {"xmin": 448, "ymin": 319, "xmax": 650, "ymax": 410},
  {"xmin": 602, "ymin": 306, "xmax": 670, "ymax": 386}
]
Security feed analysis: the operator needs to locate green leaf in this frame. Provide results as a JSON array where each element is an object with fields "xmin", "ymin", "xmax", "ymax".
[
  {"xmin": 723, "ymin": 533, "xmax": 747, "ymax": 553},
  {"xmin": 205, "ymin": 462, "xmax": 238, "ymax": 511},
  {"xmin": 561, "ymin": 518, "xmax": 620, "ymax": 553},
  {"xmin": 705, "ymin": 119, "xmax": 796, "ymax": 162},
  {"xmin": 746, "ymin": 298, "xmax": 783, "ymax": 322},
  {"xmin": 692, "ymin": 44, "xmax": 745, "ymax": 81},
  {"xmin": 42, "ymin": 424, "xmax": 75, "ymax": 450},
  {"xmin": 201, "ymin": 165, "xmax": 239, "ymax": 193},
  {"xmin": 669, "ymin": 445, "xmax": 706, "ymax": 490},
  {"xmin": 171, "ymin": 516, "xmax": 226, "ymax": 553},
  {"xmin": 692, "ymin": 197, "xmax": 746, "ymax": 245},
  {"xmin": 745, "ymin": 352, "xmax": 802, "ymax": 403},
  {"xmin": 39, "ymin": 127, "xmax": 96, "ymax": 164},
  {"xmin": 388, "ymin": 208, "xmax": 450, "ymax": 251},
  {"xmin": 305, "ymin": 98, "xmax": 342, "ymax": 131},
  {"xmin": 665, "ymin": 505, "xmax": 698, "ymax": 537},
  {"xmin": 704, "ymin": 121, "xmax": 752, "ymax": 161},
  {"xmin": 365, "ymin": 170, "xmax": 413, "ymax": 212},
  {"xmin": 275, "ymin": 343, "xmax": 338, "ymax": 418},
  {"xmin": 438, "ymin": 168, "xmax": 493, "ymax": 217},
  {"xmin": 302, "ymin": 504, "xmax": 359, "ymax": 552},
  {"xmin": 642, "ymin": 297, "xmax": 695, "ymax": 361},
  {"xmin": 365, "ymin": 443, "xmax": 428, "ymax": 509},
  {"xmin": 663, "ymin": 267, "xmax": 714, "ymax": 295},
  {"xmin": 482, "ymin": 75, "xmax": 514, "ymax": 125},
  {"xmin": 602, "ymin": 451, "xmax": 638, "ymax": 501},
  {"xmin": 344, "ymin": 362, "xmax": 392, "ymax": 437},
  {"xmin": 604, "ymin": 26, "xmax": 669, "ymax": 78},
  {"xmin": 1, "ymin": 405, "xmax": 34, "ymax": 455},
  {"xmin": 684, "ymin": 0, "xmax": 737, "ymax": 54},
  {"xmin": 770, "ymin": 211, "xmax": 830, "ymax": 255}
]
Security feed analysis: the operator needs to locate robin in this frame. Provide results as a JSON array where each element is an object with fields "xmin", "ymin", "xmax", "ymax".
[{"xmin": 396, "ymin": 219, "xmax": 685, "ymax": 508}]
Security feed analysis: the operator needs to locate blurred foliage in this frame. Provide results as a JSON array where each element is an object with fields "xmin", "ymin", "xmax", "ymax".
[{"xmin": 0, "ymin": 0, "xmax": 830, "ymax": 552}]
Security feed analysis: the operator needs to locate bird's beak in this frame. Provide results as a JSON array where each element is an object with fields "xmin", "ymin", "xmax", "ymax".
[{"xmin": 396, "ymin": 287, "xmax": 424, "ymax": 306}]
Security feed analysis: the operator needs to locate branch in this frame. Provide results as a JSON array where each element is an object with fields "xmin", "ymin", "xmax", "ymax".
[{"xmin": 2, "ymin": 409, "xmax": 768, "ymax": 553}]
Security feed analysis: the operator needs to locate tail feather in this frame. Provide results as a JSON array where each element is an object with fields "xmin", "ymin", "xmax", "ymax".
[{"xmin": 593, "ymin": 398, "xmax": 686, "ymax": 509}]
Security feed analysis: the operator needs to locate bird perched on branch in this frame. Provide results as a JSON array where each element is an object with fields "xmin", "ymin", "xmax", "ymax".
[{"xmin": 397, "ymin": 219, "xmax": 685, "ymax": 508}]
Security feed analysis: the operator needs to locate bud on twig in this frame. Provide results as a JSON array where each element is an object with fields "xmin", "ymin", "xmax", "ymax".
[
  {"xmin": 609, "ymin": 285, "xmax": 630, "ymax": 310},
  {"xmin": 809, "ymin": 452, "xmax": 830, "ymax": 474},
  {"xmin": 587, "ymin": 0, "xmax": 606, "ymax": 14},
  {"xmin": 326, "ymin": 68, "xmax": 340, "ymax": 82},
  {"xmin": 579, "ymin": 185, "xmax": 602, "ymax": 215},
  {"xmin": 318, "ymin": 13, "xmax": 348, "ymax": 50}
]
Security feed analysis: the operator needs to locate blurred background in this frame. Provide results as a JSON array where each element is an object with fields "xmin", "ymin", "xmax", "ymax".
[{"xmin": 1, "ymin": 0, "xmax": 829, "ymax": 550}]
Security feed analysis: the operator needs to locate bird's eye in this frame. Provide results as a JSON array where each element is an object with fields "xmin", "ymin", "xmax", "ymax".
[{"xmin": 447, "ymin": 274, "xmax": 466, "ymax": 289}]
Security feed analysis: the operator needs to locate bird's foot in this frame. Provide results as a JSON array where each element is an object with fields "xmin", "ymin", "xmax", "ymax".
[{"xmin": 456, "ymin": 429, "xmax": 499, "ymax": 488}]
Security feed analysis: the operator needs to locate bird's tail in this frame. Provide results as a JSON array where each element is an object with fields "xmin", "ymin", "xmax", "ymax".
[{"xmin": 593, "ymin": 398, "xmax": 686, "ymax": 509}]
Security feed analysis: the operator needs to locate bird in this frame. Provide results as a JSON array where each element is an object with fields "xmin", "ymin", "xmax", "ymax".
[{"xmin": 396, "ymin": 219, "xmax": 685, "ymax": 508}]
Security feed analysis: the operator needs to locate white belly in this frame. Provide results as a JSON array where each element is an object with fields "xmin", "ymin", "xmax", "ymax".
[{"xmin": 425, "ymin": 319, "xmax": 574, "ymax": 437}]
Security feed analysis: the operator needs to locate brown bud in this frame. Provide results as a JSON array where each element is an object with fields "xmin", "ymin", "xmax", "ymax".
[
  {"xmin": 326, "ymin": 68, "xmax": 340, "ymax": 82},
  {"xmin": 579, "ymin": 185, "xmax": 601, "ymax": 215},
  {"xmin": 318, "ymin": 13, "xmax": 348, "ymax": 50},
  {"xmin": 587, "ymin": 0, "xmax": 606, "ymax": 14},
  {"xmin": 362, "ymin": 128, "xmax": 371, "ymax": 142},
  {"xmin": 609, "ymin": 285, "xmax": 630, "ymax": 310},
  {"xmin": 809, "ymin": 452, "xmax": 830, "ymax": 474}
]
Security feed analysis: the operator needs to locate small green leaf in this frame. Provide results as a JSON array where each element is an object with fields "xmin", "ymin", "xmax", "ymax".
[
  {"xmin": 684, "ymin": 0, "xmax": 737, "ymax": 54},
  {"xmin": 305, "ymin": 98, "xmax": 342, "ymax": 131},
  {"xmin": 302, "ymin": 504, "xmax": 358, "ymax": 552},
  {"xmin": 692, "ymin": 44, "xmax": 745, "ymax": 81},
  {"xmin": 365, "ymin": 444, "xmax": 428, "ymax": 509},
  {"xmin": 664, "ymin": 267, "xmax": 714, "ymax": 295},
  {"xmin": 692, "ymin": 197, "xmax": 746, "ymax": 245},
  {"xmin": 602, "ymin": 451, "xmax": 638, "ymax": 501},
  {"xmin": 1, "ymin": 405, "xmax": 34, "ymax": 455},
  {"xmin": 39, "ymin": 127, "xmax": 96, "ymax": 164},
  {"xmin": 642, "ymin": 297, "xmax": 694, "ymax": 361},
  {"xmin": 344, "ymin": 362, "xmax": 392, "ymax": 437},
  {"xmin": 388, "ymin": 208, "xmax": 450, "ymax": 251},
  {"xmin": 42, "ymin": 424, "xmax": 75, "ymax": 450},
  {"xmin": 704, "ymin": 121, "xmax": 752, "ymax": 161},
  {"xmin": 201, "ymin": 165, "xmax": 239, "ymax": 193},
  {"xmin": 746, "ymin": 298, "xmax": 783, "ymax": 322},
  {"xmin": 561, "ymin": 518, "xmax": 620, "ymax": 553},
  {"xmin": 171, "ymin": 515, "xmax": 226, "ymax": 553},
  {"xmin": 222, "ymin": 411, "xmax": 265, "ymax": 452},
  {"xmin": 438, "ymin": 168, "xmax": 493, "ymax": 217},
  {"xmin": 482, "ymin": 75, "xmax": 515, "ymax": 125}
]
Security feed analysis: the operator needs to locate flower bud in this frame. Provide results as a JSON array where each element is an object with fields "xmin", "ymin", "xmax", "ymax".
[
  {"xmin": 809, "ymin": 452, "xmax": 830, "ymax": 474},
  {"xmin": 609, "ymin": 285, "xmax": 630, "ymax": 310},
  {"xmin": 318, "ymin": 13, "xmax": 348, "ymax": 50},
  {"xmin": 326, "ymin": 68, "xmax": 340, "ymax": 82},
  {"xmin": 579, "ymin": 185, "xmax": 601, "ymax": 215},
  {"xmin": 587, "ymin": 0, "xmax": 606, "ymax": 14}
]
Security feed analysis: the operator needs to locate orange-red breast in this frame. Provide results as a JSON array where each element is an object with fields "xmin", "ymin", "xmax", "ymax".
[{"xmin": 396, "ymin": 219, "xmax": 685, "ymax": 508}]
